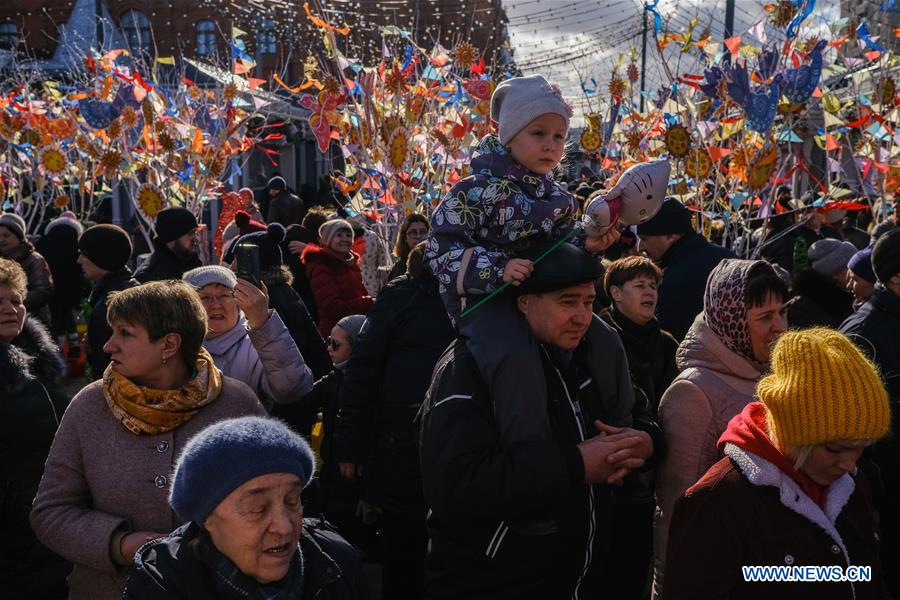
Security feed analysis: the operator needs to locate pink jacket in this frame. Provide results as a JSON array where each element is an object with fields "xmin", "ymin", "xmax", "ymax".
[{"xmin": 651, "ymin": 313, "xmax": 763, "ymax": 598}]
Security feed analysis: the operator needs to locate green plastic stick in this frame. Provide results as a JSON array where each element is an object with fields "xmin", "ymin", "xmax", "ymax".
[{"xmin": 459, "ymin": 228, "xmax": 578, "ymax": 318}]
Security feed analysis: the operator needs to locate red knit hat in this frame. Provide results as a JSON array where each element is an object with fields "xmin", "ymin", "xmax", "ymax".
[{"xmin": 234, "ymin": 210, "xmax": 266, "ymax": 236}]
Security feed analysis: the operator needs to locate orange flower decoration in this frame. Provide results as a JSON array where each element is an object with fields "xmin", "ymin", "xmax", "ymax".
[{"xmin": 453, "ymin": 42, "xmax": 479, "ymax": 68}]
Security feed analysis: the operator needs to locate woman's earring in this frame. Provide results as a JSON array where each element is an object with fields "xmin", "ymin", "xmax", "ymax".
[{"xmin": 161, "ymin": 354, "xmax": 168, "ymax": 365}]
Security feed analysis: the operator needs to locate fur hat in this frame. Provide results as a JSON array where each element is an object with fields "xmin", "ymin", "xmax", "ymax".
[
  {"xmin": 169, "ymin": 417, "xmax": 315, "ymax": 524},
  {"xmin": 490, "ymin": 75, "xmax": 572, "ymax": 145}
]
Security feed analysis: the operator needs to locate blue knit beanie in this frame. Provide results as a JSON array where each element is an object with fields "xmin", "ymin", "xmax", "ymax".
[
  {"xmin": 169, "ymin": 417, "xmax": 315, "ymax": 524},
  {"xmin": 847, "ymin": 247, "xmax": 877, "ymax": 285}
]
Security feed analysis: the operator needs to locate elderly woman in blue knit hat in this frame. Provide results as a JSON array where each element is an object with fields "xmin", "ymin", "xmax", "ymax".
[
  {"xmin": 183, "ymin": 265, "xmax": 313, "ymax": 410},
  {"xmin": 124, "ymin": 416, "xmax": 368, "ymax": 598}
]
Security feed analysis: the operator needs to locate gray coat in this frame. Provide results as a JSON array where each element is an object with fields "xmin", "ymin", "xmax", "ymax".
[
  {"xmin": 30, "ymin": 377, "xmax": 266, "ymax": 600},
  {"xmin": 203, "ymin": 311, "xmax": 314, "ymax": 409}
]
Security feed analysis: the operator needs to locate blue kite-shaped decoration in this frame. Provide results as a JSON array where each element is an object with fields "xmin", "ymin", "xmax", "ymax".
[
  {"xmin": 781, "ymin": 40, "xmax": 826, "ymax": 103},
  {"xmin": 699, "ymin": 66, "xmax": 725, "ymax": 99},
  {"xmin": 726, "ymin": 62, "xmax": 781, "ymax": 133},
  {"xmin": 79, "ymin": 99, "xmax": 121, "ymax": 130}
]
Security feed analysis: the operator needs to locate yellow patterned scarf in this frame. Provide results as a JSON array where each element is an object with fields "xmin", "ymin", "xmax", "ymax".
[{"xmin": 103, "ymin": 347, "xmax": 223, "ymax": 435}]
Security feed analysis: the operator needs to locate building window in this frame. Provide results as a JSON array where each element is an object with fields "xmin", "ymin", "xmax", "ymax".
[
  {"xmin": 0, "ymin": 22, "xmax": 18, "ymax": 49},
  {"xmin": 120, "ymin": 10, "xmax": 151, "ymax": 55},
  {"xmin": 196, "ymin": 20, "xmax": 216, "ymax": 56},
  {"xmin": 257, "ymin": 19, "xmax": 276, "ymax": 54}
]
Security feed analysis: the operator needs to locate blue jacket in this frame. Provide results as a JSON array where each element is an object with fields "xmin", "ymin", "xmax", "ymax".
[
  {"xmin": 425, "ymin": 135, "xmax": 585, "ymax": 319},
  {"xmin": 656, "ymin": 232, "xmax": 734, "ymax": 341}
]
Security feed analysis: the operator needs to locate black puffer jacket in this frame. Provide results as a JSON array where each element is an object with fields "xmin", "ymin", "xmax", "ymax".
[
  {"xmin": 86, "ymin": 268, "xmax": 139, "ymax": 378},
  {"xmin": 134, "ymin": 241, "xmax": 202, "ymax": 283},
  {"xmin": 333, "ymin": 271, "xmax": 454, "ymax": 517},
  {"xmin": 35, "ymin": 222, "xmax": 84, "ymax": 315},
  {"xmin": 419, "ymin": 318, "xmax": 662, "ymax": 600},
  {"xmin": 124, "ymin": 519, "xmax": 369, "ymax": 600},
  {"xmin": 786, "ymin": 268, "xmax": 853, "ymax": 329},
  {"xmin": 0, "ymin": 317, "xmax": 70, "ymax": 598},
  {"xmin": 264, "ymin": 266, "xmax": 332, "ymax": 381},
  {"xmin": 655, "ymin": 232, "xmax": 734, "ymax": 341},
  {"xmin": 841, "ymin": 287, "xmax": 900, "ymax": 597}
]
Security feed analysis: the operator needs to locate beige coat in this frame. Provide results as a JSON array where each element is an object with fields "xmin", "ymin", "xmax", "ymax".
[
  {"xmin": 30, "ymin": 377, "xmax": 266, "ymax": 600},
  {"xmin": 651, "ymin": 313, "xmax": 763, "ymax": 598}
]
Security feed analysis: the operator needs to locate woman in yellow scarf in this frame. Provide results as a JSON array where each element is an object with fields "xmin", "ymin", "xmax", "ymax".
[{"xmin": 31, "ymin": 280, "xmax": 267, "ymax": 600}]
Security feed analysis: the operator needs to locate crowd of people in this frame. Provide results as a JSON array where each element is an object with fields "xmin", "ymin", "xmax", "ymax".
[{"xmin": 0, "ymin": 73, "xmax": 898, "ymax": 600}]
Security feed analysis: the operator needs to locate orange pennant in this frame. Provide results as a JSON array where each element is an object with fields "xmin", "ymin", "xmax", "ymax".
[
  {"xmin": 825, "ymin": 134, "xmax": 839, "ymax": 151},
  {"xmin": 707, "ymin": 146, "xmax": 731, "ymax": 162},
  {"xmin": 724, "ymin": 36, "xmax": 741, "ymax": 58},
  {"xmin": 304, "ymin": 2, "xmax": 350, "ymax": 35}
]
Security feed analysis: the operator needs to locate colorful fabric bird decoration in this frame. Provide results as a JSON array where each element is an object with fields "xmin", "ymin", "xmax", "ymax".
[
  {"xmin": 726, "ymin": 62, "xmax": 781, "ymax": 133},
  {"xmin": 699, "ymin": 66, "xmax": 725, "ymax": 99},
  {"xmin": 781, "ymin": 40, "xmax": 826, "ymax": 103}
]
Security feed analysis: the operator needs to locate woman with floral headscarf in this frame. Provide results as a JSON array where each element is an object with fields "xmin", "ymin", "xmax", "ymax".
[{"xmin": 651, "ymin": 259, "xmax": 789, "ymax": 599}]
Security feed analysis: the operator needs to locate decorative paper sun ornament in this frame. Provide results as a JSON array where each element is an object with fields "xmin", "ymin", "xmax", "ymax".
[
  {"xmin": 54, "ymin": 195, "xmax": 70, "ymax": 208},
  {"xmin": 107, "ymin": 119, "xmax": 122, "ymax": 140},
  {"xmin": 388, "ymin": 128, "xmax": 409, "ymax": 170},
  {"xmin": 223, "ymin": 83, "xmax": 238, "ymax": 102},
  {"xmin": 769, "ymin": 0, "xmax": 796, "ymax": 28},
  {"xmin": 627, "ymin": 64, "xmax": 639, "ymax": 83},
  {"xmin": 121, "ymin": 107, "xmax": 139, "ymax": 128},
  {"xmin": 665, "ymin": 125, "xmax": 691, "ymax": 158},
  {"xmin": 453, "ymin": 41, "xmax": 479, "ymax": 68},
  {"xmin": 685, "ymin": 148, "xmax": 711, "ymax": 178},
  {"xmin": 142, "ymin": 99, "xmax": 155, "ymax": 125},
  {"xmin": 609, "ymin": 76, "xmax": 626, "ymax": 99},
  {"xmin": 580, "ymin": 129, "xmax": 602, "ymax": 152},
  {"xmin": 626, "ymin": 129, "xmax": 643, "ymax": 152},
  {"xmin": 48, "ymin": 119, "xmax": 76, "ymax": 140},
  {"xmin": 158, "ymin": 131, "xmax": 176, "ymax": 153},
  {"xmin": 138, "ymin": 183, "xmax": 165, "ymax": 219},
  {"xmin": 100, "ymin": 149, "xmax": 123, "ymax": 176},
  {"xmin": 749, "ymin": 145, "xmax": 779, "ymax": 191},
  {"xmin": 23, "ymin": 129, "xmax": 44, "ymax": 147},
  {"xmin": 40, "ymin": 148, "xmax": 67, "ymax": 174},
  {"xmin": 585, "ymin": 113, "xmax": 602, "ymax": 131},
  {"xmin": 322, "ymin": 75, "xmax": 341, "ymax": 95}
]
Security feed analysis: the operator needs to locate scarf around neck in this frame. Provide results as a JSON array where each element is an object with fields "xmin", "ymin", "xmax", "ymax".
[
  {"xmin": 102, "ymin": 347, "xmax": 223, "ymax": 435},
  {"xmin": 202, "ymin": 533, "xmax": 305, "ymax": 600}
]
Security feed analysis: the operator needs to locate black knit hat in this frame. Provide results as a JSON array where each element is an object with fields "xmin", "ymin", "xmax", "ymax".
[
  {"xmin": 872, "ymin": 228, "xmax": 900, "ymax": 284},
  {"xmin": 636, "ymin": 198, "xmax": 693, "ymax": 236},
  {"xmin": 267, "ymin": 175, "xmax": 287, "ymax": 191},
  {"xmin": 79, "ymin": 224, "xmax": 133, "ymax": 271},
  {"xmin": 224, "ymin": 222, "xmax": 286, "ymax": 272},
  {"xmin": 514, "ymin": 242, "xmax": 603, "ymax": 296},
  {"xmin": 154, "ymin": 207, "xmax": 198, "ymax": 244}
]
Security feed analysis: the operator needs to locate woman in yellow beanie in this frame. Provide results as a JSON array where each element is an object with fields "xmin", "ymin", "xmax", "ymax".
[{"xmin": 663, "ymin": 328, "xmax": 890, "ymax": 600}]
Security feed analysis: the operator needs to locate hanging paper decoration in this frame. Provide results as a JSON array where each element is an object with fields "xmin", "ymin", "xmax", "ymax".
[
  {"xmin": 453, "ymin": 42, "xmax": 479, "ymax": 69},
  {"xmin": 780, "ymin": 40, "xmax": 826, "ymax": 103},
  {"xmin": 879, "ymin": 77, "xmax": 896, "ymax": 105},
  {"xmin": 748, "ymin": 145, "xmax": 779, "ymax": 190},
  {"xmin": 665, "ymin": 125, "xmax": 691, "ymax": 158},
  {"xmin": 54, "ymin": 195, "xmax": 70, "ymax": 208},
  {"xmin": 137, "ymin": 183, "xmax": 165, "ymax": 219}
]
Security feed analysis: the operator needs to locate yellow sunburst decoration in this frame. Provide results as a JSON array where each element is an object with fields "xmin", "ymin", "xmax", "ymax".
[
  {"xmin": 453, "ymin": 42, "xmax": 479, "ymax": 68},
  {"xmin": 665, "ymin": 125, "xmax": 691, "ymax": 158},
  {"xmin": 389, "ymin": 128, "xmax": 409, "ymax": 170},
  {"xmin": 685, "ymin": 148, "xmax": 711, "ymax": 178},
  {"xmin": 138, "ymin": 183, "xmax": 165, "ymax": 219},
  {"xmin": 580, "ymin": 129, "xmax": 602, "ymax": 152},
  {"xmin": 41, "ymin": 148, "xmax": 67, "ymax": 174}
]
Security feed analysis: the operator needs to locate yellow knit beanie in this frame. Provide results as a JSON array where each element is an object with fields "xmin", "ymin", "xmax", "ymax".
[{"xmin": 758, "ymin": 327, "xmax": 890, "ymax": 447}]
